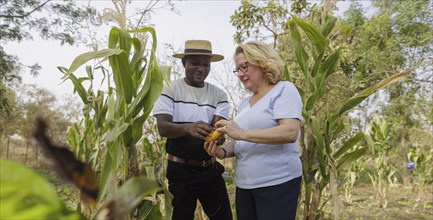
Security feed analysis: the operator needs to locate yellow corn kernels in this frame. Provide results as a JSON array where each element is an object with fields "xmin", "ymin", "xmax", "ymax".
[{"xmin": 205, "ymin": 130, "xmax": 222, "ymax": 143}]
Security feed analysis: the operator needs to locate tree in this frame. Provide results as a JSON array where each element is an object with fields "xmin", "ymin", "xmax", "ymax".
[
  {"xmin": 0, "ymin": 0, "xmax": 97, "ymax": 115},
  {"xmin": 343, "ymin": 0, "xmax": 433, "ymax": 186}
]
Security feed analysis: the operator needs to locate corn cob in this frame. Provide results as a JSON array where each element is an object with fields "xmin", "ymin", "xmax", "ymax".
[{"xmin": 205, "ymin": 130, "xmax": 222, "ymax": 142}]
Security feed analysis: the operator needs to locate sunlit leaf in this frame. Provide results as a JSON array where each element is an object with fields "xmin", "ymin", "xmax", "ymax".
[
  {"xmin": 321, "ymin": 15, "xmax": 337, "ymax": 37},
  {"xmin": 338, "ymin": 67, "xmax": 415, "ymax": 116},
  {"xmin": 291, "ymin": 14, "xmax": 328, "ymax": 54},
  {"xmin": 63, "ymin": 48, "xmax": 123, "ymax": 77},
  {"xmin": 337, "ymin": 147, "xmax": 368, "ymax": 170},
  {"xmin": 289, "ymin": 20, "xmax": 309, "ymax": 77},
  {"xmin": 333, "ymin": 132, "xmax": 365, "ymax": 159},
  {"xmin": 96, "ymin": 176, "xmax": 160, "ymax": 220}
]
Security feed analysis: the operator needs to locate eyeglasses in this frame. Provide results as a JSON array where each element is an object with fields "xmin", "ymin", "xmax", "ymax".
[{"xmin": 233, "ymin": 61, "xmax": 249, "ymax": 75}]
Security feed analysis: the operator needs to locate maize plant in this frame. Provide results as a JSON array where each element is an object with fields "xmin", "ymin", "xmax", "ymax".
[
  {"xmin": 365, "ymin": 119, "xmax": 395, "ymax": 208},
  {"xmin": 58, "ymin": 26, "xmax": 172, "ymax": 219},
  {"xmin": 407, "ymin": 148, "xmax": 433, "ymax": 210},
  {"xmin": 288, "ymin": 14, "xmax": 414, "ymax": 219},
  {"xmin": 343, "ymin": 157, "xmax": 368, "ymax": 203}
]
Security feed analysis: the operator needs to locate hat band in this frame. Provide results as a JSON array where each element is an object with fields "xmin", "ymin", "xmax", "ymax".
[{"xmin": 184, "ymin": 48, "xmax": 212, "ymax": 54}]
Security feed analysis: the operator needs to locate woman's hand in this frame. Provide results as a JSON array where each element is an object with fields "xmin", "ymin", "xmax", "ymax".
[
  {"xmin": 215, "ymin": 119, "xmax": 246, "ymax": 141},
  {"xmin": 204, "ymin": 141, "xmax": 225, "ymax": 159}
]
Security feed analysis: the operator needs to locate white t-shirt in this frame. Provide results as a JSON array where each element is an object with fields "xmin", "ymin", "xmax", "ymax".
[
  {"xmin": 233, "ymin": 81, "xmax": 303, "ymax": 189},
  {"xmin": 152, "ymin": 78, "xmax": 230, "ymax": 160}
]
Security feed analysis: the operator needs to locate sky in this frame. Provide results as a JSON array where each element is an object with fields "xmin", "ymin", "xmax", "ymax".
[
  {"xmin": 4, "ymin": 0, "xmax": 356, "ymax": 100},
  {"xmin": 5, "ymin": 1, "xmax": 243, "ymax": 98}
]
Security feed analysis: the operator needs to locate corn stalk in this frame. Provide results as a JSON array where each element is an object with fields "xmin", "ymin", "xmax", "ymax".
[
  {"xmin": 365, "ymin": 119, "xmax": 394, "ymax": 208},
  {"xmin": 58, "ymin": 26, "xmax": 171, "ymax": 219},
  {"xmin": 408, "ymin": 148, "xmax": 433, "ymax": 210},
  {"xmin": 288, "ymin": 14, "xmax": 414, "ymax": 219}
]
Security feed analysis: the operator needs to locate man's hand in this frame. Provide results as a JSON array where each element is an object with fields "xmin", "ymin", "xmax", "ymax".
[{"xmin": 186, "ymin": 121, "xmax": 214, "ymax": 140}]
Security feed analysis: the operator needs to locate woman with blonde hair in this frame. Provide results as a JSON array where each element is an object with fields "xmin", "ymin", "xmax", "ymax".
[{"xmin": 205, "ymin": 41, "xmax": 303, "ymax": 220}]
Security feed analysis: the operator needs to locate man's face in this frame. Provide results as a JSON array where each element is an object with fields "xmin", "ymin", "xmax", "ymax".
[{"xmin": 183, "ymin": 55, "xmax": 211, "ymax": 87}]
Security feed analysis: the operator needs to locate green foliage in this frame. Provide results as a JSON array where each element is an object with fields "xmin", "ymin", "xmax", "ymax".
[
  {"xmin": 59, "ymin": 26, "xmax": 171, "ymax": 219},
  {"xmin": 408, "ymin": 148, "xmax": 433, "ymax": 187},
  {"xmin": 230, "ymin": 0, "xmax": 289, "ymax": 44},
  {"xmin": 0, "ymin": 0, "xmax": 98, "ymax": 127},
  {"xmin": 288, "ymin": 11, "xmax": 414, "ymax": 218},
  {"xmin": 365, "ymin": 119, "xmax": 396, "ymax": 208},
  {"xmin": 0, "ymin": 159, "xmax": 83, "ymax": 219}
]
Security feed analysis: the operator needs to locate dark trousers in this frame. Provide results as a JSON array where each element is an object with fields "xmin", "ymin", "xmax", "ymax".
[
  {"xmin": 236, "ymin": 176, "xmax": 302, "ymax": 220},
  {"xmin": 166, "ymin": 160, "xmax": 233, "ymax": 220}
]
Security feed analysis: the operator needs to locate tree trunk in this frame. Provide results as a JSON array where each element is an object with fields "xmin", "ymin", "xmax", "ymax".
[
  {"xmin": 400, "ymin": 122, "xmax": 410, "ymax": 186},
  {"xmin": 25, "ymin": 141, "xmax": 30, "ymax": 164},
  {"xmin": 6, "ymin": 137, "xmax": 10, "ymax": 158}
]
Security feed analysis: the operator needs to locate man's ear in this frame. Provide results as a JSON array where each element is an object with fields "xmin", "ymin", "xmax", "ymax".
[{"xmin": 181, "ymin": 58, "xmax": 186, "ymax": 67}]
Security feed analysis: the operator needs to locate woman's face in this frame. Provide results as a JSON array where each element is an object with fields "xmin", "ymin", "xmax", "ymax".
[{"xmin": 234, "ymin": 53, "xmax": 265, "ymax": 93}]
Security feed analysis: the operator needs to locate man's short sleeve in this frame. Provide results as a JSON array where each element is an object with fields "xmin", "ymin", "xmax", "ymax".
[{"xmin": 214, "ymin": 92, "xmax": 230, "ymax": 119}]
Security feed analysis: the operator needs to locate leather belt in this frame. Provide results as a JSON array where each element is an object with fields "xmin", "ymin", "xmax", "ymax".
[{"xmin": 167, "ymin": 154, "xmax": 215, "ymax": 167}]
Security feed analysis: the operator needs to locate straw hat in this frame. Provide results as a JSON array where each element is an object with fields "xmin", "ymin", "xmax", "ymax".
[{"xmin": 173, "ymin": 40, "xmax": 224, "ymax": 62}]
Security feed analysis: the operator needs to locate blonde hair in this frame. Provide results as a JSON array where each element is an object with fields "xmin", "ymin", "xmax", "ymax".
[{"xmin": 234, "ymin": 41, "xmax": 285, "ymax": 85}]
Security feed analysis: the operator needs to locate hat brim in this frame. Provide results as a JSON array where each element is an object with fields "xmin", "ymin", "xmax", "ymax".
[{"xmin": 172, "ymin": 53, "xmax": 224, "ymax": 62}]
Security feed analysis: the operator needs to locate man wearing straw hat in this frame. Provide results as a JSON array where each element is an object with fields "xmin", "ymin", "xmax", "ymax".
[{"xmin": 153, "ymin": 40, "xmax": 233, "ymax": 220}]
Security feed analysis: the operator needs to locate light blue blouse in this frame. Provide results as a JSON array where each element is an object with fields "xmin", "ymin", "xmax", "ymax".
[{"xmin": 233, "ymin": 81, "xmax": 303, "ymax": 189}]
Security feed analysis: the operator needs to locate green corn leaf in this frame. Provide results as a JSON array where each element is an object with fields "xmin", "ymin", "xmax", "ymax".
[
  {"xmin": 98, "ymin": 150, "xmax": 114, "ymax": 202},
  {"xmin": 115, "ymin": 27, "xmax": 132, "ymax": 55},
  {"xmin": 291, "ymin": 14, "xmax": 327, "ymax": 54},
  {"xmin": 321, "ymin": 15, "xmax": 337, "ymax": 37},
  {"xmin": 86, "ymin": 65, "xmax": 93, "ymax": 80},
  {"xmin": 128, "ymin": 27, "xmax": 157, "ymax": 51},
  {"xmin": 333, "ymin": 132, "xmax": 365, "ymax": 159},
  {"xmin": 319, "ymin": 174, "xmax": 330, "ymax": 190},
  {"xmin": 97, "ymin": 176, "xmax": 160, "ymax": 220},
  {"xmin": 108, "ymin": 27, "xmax": 119, "ymax": 49},
  {"xmin": 122, "ymin": 124, "xmax": 133, "ymax": 147},
  {"xmin": 107, "ymin": 121, "xmax": 129, "ymax": 144},
  {"xmin": 337, "ymin": 147, "xmax": 368, "ymax": 170},
  {"xmin": 0, "ymin": 160, "xmax": 60, "ymax": 209},
  {"xmin": 62, "ymin": 48, "xmax": 123, "ymax": 78},
  {"xmin": 312, "ymin": 117, "xmax": 325, "ymax": 155},
  {"xmin": 307, "ymin": 77, "xmax": 315, "ymax": 92},
  {"xmin": 314, "ymin": 50, "xmax": 340, "ymax": 101},
  {"xmin": 1, "ymin": 160, "xmax": 82, "ymax": 219},
  {"xmin": 132, "ymin": 115, "xmax": 146, "ymax": 145},
  {"xmin": 289, "ymin": 20, "xmax": 309, "ymax": 77},
  {"xmin": 109, "ymin": 51, "xmax": 134, "ymax": 104},
  {"xmin": 295, "ymin": 85, "xmax": 305, "ymax": 100},
  {"xmin": 339, "ymin": 67, "xmax": 414, "ymax": 116},
  {"xmin": 311, "ymin": 52, "xmax": 324, "ymax": 77},
  {"xmin": 108, "ymin": 28, "xmax": 134, "ymax": 104},
  {"xmin": 130, "ymin": 38, "xmax": 143, "ymax": 85},
  {"xmin": 318, "ymin": 49, "xmax": 340, "ymax": 80},
  {"xmin": 305, "ymin": 93, "xmax": 316, "ymax": 112},
  {"xmin": 141, "ymin": 65, "xmax": 169, "ymax": 119},
  {"xmin": 136, "ymin": 200, "xmax": 154, "ymax": 220},
  {"xmin": 65, "ymin": 72, "xmax": 88, "ymax": 104},
  {"xmin": 316, "ymin": 83, "xmax": 326, "ymax": 103}
]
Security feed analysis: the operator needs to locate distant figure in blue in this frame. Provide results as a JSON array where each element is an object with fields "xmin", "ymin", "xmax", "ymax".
[
  {"xmin": 153, "ymin": 40, "xmax": 233, "ymax": 220},
  {"xmin": 205, "ymin": 41, "xmax": 303, "ymax": 220}
]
